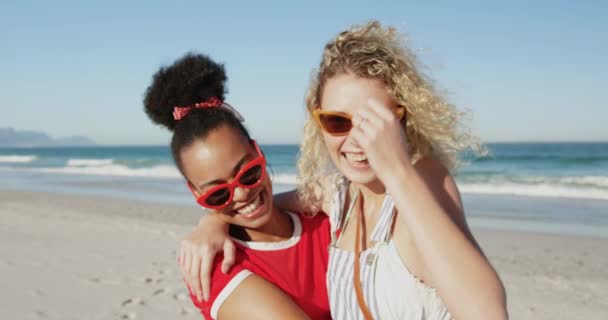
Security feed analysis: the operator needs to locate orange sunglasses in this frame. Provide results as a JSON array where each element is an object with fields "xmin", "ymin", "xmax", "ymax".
[{"xmin": 312, "ymin": 107, "xmax": 406, "ymax": 136}]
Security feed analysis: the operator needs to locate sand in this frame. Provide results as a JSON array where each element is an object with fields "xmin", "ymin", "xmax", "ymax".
[{"xmin": 1, "ymin": 189, "xmax": 606, "ymax": 319}]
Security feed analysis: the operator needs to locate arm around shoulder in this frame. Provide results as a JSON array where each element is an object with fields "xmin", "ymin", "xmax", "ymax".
[{"xmin": 273, "ymin": 173, "xmax": 337, "ymax": 216}]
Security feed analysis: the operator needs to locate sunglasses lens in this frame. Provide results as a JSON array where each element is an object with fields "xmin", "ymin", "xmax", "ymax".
[
  {"xmin": 204, "ymin": 188, "xmax": 231, "ymax": 207},
  {"xmin": 239, "ymin": 164, "xmax": 263, "ymax": 186},
  {"xmin": 319, "ymin": 114, "xmax": 352, "ymax": 134}
]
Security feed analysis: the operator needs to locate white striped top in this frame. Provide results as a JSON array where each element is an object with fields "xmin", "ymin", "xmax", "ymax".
[{"xmin": 326, "ymin": 177, "xmax": 452, "ymax": 319}]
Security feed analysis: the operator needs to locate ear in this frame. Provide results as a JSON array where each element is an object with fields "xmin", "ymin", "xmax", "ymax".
[
  {"xmin": 396, "ymin": 105, "xmax": 406, "ymax": 120},
  {"xmin": 187, "ymin": 181, "xmax": 201, "ymax": 198}
]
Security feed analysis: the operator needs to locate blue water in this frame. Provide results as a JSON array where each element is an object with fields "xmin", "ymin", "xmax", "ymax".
[
  {"xmin": 0, "ymin": 144, "xmax": 299, "ymax": 182},
  {"xmin": 457, "ymin": 142, "xmax": 608, "ymax": 200},
  {"xmin": 0, "ymin": 144, "xmax": 301, "ymax": 206},
  {"xmin": 1, "ymin": 142, "xmax": 606, "ymax": 199},
  {"xmin": 1, "ymin": 142, "xmax": 607, "ymax": 236}
]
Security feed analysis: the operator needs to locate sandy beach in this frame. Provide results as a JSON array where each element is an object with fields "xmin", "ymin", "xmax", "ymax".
[{"xmin": 1, "ymin": 189, "xmax": 607, "ymax": 320}]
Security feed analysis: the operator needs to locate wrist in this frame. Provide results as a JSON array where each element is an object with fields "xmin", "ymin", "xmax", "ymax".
[{"xmin": 381, "ymin": 159, "xmax": 417, "ymax": 192}]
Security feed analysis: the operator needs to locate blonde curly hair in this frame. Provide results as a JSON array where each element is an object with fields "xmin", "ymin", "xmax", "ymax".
[{"xmin": 297, "ymin": 20, "xmax": 484, "ymax": 210}]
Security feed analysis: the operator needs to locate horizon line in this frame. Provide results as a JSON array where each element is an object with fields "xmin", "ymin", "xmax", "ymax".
[{"xmin": 2, "ymin": 140, "xmax": 608, "ymax": 149}]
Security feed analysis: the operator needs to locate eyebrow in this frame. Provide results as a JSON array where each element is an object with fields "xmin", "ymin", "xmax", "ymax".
[
  {"xmin": 320, "ymin": 106, "xmax": 349, "ymax": 113},
  {"xmin": 198, "ymin": 154, "xmax": 250, "ymax": 189}
]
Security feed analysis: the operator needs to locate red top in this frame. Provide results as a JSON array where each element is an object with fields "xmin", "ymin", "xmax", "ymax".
[{"xmin": 187, "ymin": 212, "xmax": 331, "ymax": 319}]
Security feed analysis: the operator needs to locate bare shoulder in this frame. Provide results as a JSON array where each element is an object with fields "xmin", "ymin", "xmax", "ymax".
[
  {"xmin": 413, "ymin": 158, "xmax": 465, "ymax": 228},
  {"xmin": 413, "ymin": 157, "xmax": 483, "ymax": 250},
  {"xmin": 218, "ymin": 273, "xmax": 310, "ymax": 319}
]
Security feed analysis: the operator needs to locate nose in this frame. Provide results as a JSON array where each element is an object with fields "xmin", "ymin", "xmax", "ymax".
[
  {"xmin": 232, "ymin": 185, "xmax": 251, "ymax": 203},
  {"xmin": 344, "ymin": 132, "xmax": 363, "ymax": 151}
]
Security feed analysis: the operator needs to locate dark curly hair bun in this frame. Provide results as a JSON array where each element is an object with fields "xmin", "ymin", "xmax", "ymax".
[{"xmin": 143, "ymin": 53, "xmax": 227, "ymax": 130}]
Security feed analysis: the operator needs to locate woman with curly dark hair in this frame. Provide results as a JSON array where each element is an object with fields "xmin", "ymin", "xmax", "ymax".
[{"xmin": 143, "ymin": 53, "xmax": 331, "ymax": 320}]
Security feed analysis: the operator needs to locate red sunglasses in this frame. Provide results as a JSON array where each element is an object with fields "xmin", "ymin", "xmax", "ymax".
[{"xmin": 187, "ymin": 141, "xmax": 266, "ymax": 209}]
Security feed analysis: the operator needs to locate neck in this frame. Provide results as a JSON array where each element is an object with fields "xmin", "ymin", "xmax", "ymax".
[
  {"xmin": 360, "ymin": 178, "xmax": 386, "ymax": 196},
  {"xmin": 353, "ymin": 179, "xmax": 387, "ymax": 219},
  {"xmin": 235, "ymin": 205, "xmax": 294, "ymax": 242}
]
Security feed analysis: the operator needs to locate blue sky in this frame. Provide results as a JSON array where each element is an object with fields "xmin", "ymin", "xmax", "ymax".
[{"xmin": 1, "ymin": 0, "xmax": 607, "ymax": 145}]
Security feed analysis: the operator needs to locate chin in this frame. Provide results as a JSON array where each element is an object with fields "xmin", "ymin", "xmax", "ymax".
[
  {"xmin": 230, "ymin": 182, "xmax": 274, "ymax": 229},
  {"xmin": 243, "ymin": 211, "xmax": 274, "ymax": 229},
  {"xmin": 343, "ymin": 170, "xmax": 377, "ymax": 185},
  {"xmin": 335, "ymin": 158, "xmax": 377, "ymax": 185}
]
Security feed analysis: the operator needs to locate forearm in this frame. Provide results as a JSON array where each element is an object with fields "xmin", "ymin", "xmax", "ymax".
[
  {"xmin": 273, "ymin": 190, "xmax": 304, "ymax": 213},
  {"xmin": 197, "ymin": 212, "xmax": 229, "ymax": 230},
  {"xmin": 384, "ymin": 165, "xmax": 507, "ymax": 319}
]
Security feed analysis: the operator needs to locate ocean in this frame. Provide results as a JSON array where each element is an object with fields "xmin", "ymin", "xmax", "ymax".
[{"xmin": 1, "ymin": 143, "xmax": 607, "ymax": 236}]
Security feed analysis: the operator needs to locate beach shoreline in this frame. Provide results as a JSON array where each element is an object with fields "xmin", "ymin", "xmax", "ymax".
[{"xmin": 1, "ymin": 189, "xmax": 607, "ymax": 319}]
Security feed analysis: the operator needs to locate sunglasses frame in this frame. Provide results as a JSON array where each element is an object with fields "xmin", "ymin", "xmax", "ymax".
[
  {"xmin": 312, "ymin": 106, "xmax": 406, "ymax": 136},
  {"xmin": 187, "ymin": 141, "xmax": 266, "ymax": 209}
]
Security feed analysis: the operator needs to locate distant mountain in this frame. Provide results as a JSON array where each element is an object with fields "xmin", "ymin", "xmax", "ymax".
[{"xmin": 0, "ymin": 127, "xmax": 96, "ymax": 147}]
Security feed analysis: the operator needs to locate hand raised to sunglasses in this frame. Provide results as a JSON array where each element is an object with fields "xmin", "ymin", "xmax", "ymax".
[{"xmin": 349, "ymin": 98, "xmax": 412, "ymax": 183}]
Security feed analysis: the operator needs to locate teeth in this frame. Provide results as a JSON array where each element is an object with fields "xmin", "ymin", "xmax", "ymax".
[
  {"xmin": 237, "ymin": 194, "xmax": 262, "ymax": 215},
  {"xmin": 345, "ymin": 153, "xmax": 367, "ymax": 162}
]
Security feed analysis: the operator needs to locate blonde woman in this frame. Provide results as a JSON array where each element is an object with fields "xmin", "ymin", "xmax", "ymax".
[{"xmin": 180, "ymin": 21, "xmax": 507, "ymax": 319}]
